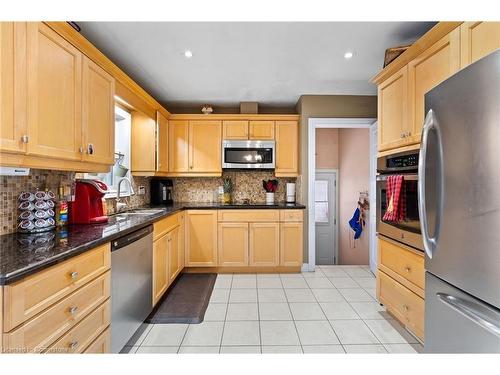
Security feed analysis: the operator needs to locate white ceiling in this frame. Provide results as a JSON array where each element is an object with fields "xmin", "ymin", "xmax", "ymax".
[{"xmin": 79, "ymin": 22, "xmax": 436, "ymax": 107}]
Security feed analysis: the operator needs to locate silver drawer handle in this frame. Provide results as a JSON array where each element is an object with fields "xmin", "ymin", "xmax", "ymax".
[
  {"xmin": 69, "ymin": 341, "xmax": 78, "ymax": 350},
  {"xmin": 69, "ymin": 306, "xmax": 78, "ymax": 315},
  {"xmin": 70, "ymin": 271, "xmax": 79, "ymax": 279}
]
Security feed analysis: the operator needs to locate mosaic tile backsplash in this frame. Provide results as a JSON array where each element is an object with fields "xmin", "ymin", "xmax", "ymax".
[{"xmin": 0, "ymin": 169, "xmax": 297, "ymax": 235}]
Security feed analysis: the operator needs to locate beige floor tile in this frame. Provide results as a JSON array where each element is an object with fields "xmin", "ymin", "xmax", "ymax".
[
  {"xmin": 281, "ymin": 278, "xmax": 309, "ymax": 289},
  {"xmin": 232, "ymin": 278, "xmax": 257, "ymax": 289},
  {"xmin": 279, "ymin": 273, "xmax": 305, "ymax": 278},
  {"xmin": 305, "ymin": 278, "xmax": 334, "ymax": 289},
  {"xmin": 289, "ymin": 302, "xmax": 327, "ymax": 320},
  {"xmin": 344, "ymin": 268, "xmax": 374, "ymax": 278},
  {"xmin": 344, "ymin": 344, "xmax": 387, "ymax": 353},
  {"xmin": 349, "ymin": 301, "xmax": 388, "ymax": 319},
  {"xmin": 330, "ymin": 320, "xmax": 379, "ymax": 345},
  {"xmin": 222, "ymin": 321, "xmax": 260, "ymax": 346},
  {"xmin": 384, "ymin": 343, "xmax": 421, "ymax": 353},
  {"xmin": 258, "ymin": 288, "xmax": 287, "ymax": 303},
  {"xmin": 232, "ymin": 274, "xmax": 257, "ymax": 279},
  {"xmin": 302, "ymin": 345, "xmax": 345, "ymax": 354},
  {"xmin": 320, "ymin": 301, "xmax": 360, "ymax": 320},
  {"xmin": 210, "ymin": 289, "xmax": 230, "ymax": 303},
  {"xmin": 135, "ymin": 346, "xmax": 179, "ymax": 354},
  {"xmin": 365, "ymin": 288, "xmax": 377, "ymax": 299},
  {"xmin": 302, "ymin": 270, "xmax": 326, "ymax": 278},
  {"xmin": 338, "ymin": 288, "xmax": 375, "ymax": 302},
  {"xmin": 214, "ymin": 277, "xmax": 232, "ymax": 289},
  {"xmin": 257, "ymin": 273, "xmax": 281, "ymax": 279},
  {"xmin": 229, "ymin": 288, "xmax": 258, "ymax": 303},
  {"xmin": 328, "ymin": 277, "xmax": 359, "ymax": 288},
  {"xmin": 260, "ymin": 321, "xmax": 301, "ymax": 346},
  {"xmin": 295, "ymin": 320, "xmax": 340, "ymax": 345},
  {"xmin": 182, "ymin": 322, "xmax": 224, "ymax": 346},
  {"xmin": 220, "ymin": 346, "xmax": 261, "ymax": 354},
  {"xmin": 178, "ymin": 346, "xmax": 220, "ymax": 353},
  {"xmin": 262, "ymin": 346, "xmax": 303, "ymax": 353},
  {"xmin": 321, "ymin": 269, "xmax": 349, "ymax": 278},
  {"xmin": 284, "ymin": 288, "xmax": 316, "ymax": 302},
  {"xmin": 353, "ymin": 277, "xmax": 376, "ymax": 289},
  {"xmin": 257, "ymin": 278, "xmax": 283, "ymax": 289},
  {"xmin": 259, "ymin": 303, "xmax": 292, "ymax": 321},
  {"xmin": 204, "ymin": 303, "xmax": 228, "ymax": 321},
  {"xmin": 142, "ymin": 324, "xmax": 188, "ymax": 346},
  {"xmin": 363, "ymin": 319, "xmax": 419, "ymax": 344},
  {"xmin": 226, "ymin": 303, "xmax": 259, "ymax": 321},
  {"xmin": 311, "ymin": 288, "xmax": 345, "ymax": 302}
]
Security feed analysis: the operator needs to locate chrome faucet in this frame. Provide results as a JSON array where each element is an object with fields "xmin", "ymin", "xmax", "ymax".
[{"xmin": 115, "ymin": 177, "xmax": 132, "ymax": 213}]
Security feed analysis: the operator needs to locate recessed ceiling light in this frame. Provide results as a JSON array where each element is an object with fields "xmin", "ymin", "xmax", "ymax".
[
  {"xmin": 344, "ymin": 51, "xmax": 354, "ymax": 59},
  {"xmin": 184, "ymin": 50, "xmax": 193, "ymax": 58}
]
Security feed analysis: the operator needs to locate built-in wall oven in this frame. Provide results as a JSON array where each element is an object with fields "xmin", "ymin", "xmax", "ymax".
[{"xmin": 376, "ymin": 150, "xmax": 423, "ymax": 251}]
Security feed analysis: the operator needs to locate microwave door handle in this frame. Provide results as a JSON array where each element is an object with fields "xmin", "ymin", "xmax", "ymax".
[
  {"xmin": 436, "ymin": 293, "xmax": 500, "ymax": 338},
  {"xmin": 418, "ymin": 109, "xmax": 444, "ymax": 259}
]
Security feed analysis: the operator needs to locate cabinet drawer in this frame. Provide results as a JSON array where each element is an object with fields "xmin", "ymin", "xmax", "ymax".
[
  {"xmin": 279, "ymin": 210, "xmax": 303, "ymax": 222},
  {"xmin": 45, "ymin": 300, "xmax": 110, "ymax": 354},
  {"xmin": 3, "ymin": 243, "xmax": 110, "ymax": 331},
  {"xmin": 217, "ymin": 209, "xmax": 279, "ymax": 222},
  {"xmin": 378, "ymin": 271, "xmax": 424, "ymax": 340},
  {"xmin": 83, "ymin": 327, "xmax": 110, "ymax": 353},
  {"xmin": 2, "ymin": 271, "xmax": 110, "ymax": 353},
  {"xmin": 153, "ymin": 213, "xmax": 181, "ymax": 240},
  {"xmin": 379, "ymin": 238, "xmax": 424, "ymax": 290}
]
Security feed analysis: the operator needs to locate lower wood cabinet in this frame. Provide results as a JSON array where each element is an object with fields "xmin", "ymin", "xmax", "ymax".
[
  {"xmin": 152, "ymin": 234, "xmax": 169, "ymax": 306},
  {"xmin": 280, "ymin": 222, "xmax": 303, "ymax": 267},
  {"xmin": 185, "ymin": 210, "xmax": 218, "ymax": 267},
  {"xmin": 249, "ymin": 222, "xmax": 280, "ymax": 267},
  {"xmin": 218, "ymin": 222, "xmax": 249, "ymax": 267},
  {"xmin": 168, "ymin": 226, "xmax": 182, "ymax": 284},
  {"xmin": 83, "ymin": 327, "xmax": 110, "ymax": 354}
]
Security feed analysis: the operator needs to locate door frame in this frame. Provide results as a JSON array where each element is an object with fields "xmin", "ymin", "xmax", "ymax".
[{"xmin": 307, "ymin": 118, "xmax": 377, "ymax": 272}]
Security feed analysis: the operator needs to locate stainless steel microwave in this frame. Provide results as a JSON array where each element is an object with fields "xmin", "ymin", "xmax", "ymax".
[{"xmin": 222, "ymin": 140, "xmax": 275, "ymax": 169}]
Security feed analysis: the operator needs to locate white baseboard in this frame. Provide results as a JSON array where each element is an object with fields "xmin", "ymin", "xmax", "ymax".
[{"xmin": 301, "ymin": 263, "xmax": 315, "ymax": 272}]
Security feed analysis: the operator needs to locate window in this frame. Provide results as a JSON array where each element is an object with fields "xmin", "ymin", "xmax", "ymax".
[
  {"xmin": 84, "ymin": 106, "xmax": 134, "ymax": 198},
  {"xmin": 315, "ymin": 180, "xmax": 329, "ymax": 223}
]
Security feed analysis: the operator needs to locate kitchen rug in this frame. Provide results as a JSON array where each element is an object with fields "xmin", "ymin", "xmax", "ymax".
[{"xmin": 145, "ymin": 273, "xmax": 217, "ymax": 324}]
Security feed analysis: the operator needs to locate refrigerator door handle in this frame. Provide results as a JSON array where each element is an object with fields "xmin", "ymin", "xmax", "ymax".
[
  {"xmin": 436, "ymin": 292, "xmax": 500, "ymax": 338},
  {"xmin": 418, "ymin": 109, "xmax": 444, "ymax": 259}
]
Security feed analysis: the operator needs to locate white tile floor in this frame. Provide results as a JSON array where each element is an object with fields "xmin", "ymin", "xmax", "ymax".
[{"xmin": 124, "ymin": 265, "xmax": 424, "ymax": 354}]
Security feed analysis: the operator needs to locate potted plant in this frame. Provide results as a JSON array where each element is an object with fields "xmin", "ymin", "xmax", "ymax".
[
  {"xmin": 222, "ymin": 178, "xmax": 233, "ymax": 203},
  {"xmin": 262, "ymin": 179, "xmax": 278, "ymax": 204}
]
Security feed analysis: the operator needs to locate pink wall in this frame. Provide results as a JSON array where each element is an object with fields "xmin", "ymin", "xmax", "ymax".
[
  {"xmin": 338, "ymin": 128, "xmax": 370, "ymax": 265},
  {"xmin": 315, "ymin": 128, "xmax": 339, "ymax": 169}
]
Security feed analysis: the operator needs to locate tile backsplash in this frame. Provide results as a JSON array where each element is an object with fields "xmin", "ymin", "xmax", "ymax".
[{"xmin": 0, "ymin": 169, "xmax": 298, "ymax": 236}]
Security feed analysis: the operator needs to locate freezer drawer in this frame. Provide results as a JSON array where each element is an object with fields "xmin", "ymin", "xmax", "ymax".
[{"xmin": 425, "ymin": 272, "xmax": 500, "ymax": 353}]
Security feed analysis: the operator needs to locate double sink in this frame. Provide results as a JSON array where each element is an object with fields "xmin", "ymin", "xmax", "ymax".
[{"xmin": 114, "ymin": 208, "xmax": 165, "ymax": 221}]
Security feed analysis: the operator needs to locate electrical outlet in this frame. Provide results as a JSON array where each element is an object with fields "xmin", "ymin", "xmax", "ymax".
[{"xmin": 137, "ymin": 186, "xmax": 146, "ymax": 195}]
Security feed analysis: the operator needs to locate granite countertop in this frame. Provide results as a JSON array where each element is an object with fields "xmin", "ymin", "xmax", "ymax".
[{"xmin": 0, "ymin": 202, "xmax": 305, "ymax": 285}]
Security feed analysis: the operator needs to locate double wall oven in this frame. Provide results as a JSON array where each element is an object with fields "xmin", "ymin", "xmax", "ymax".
[{"xmin": 376, "ymin": 150, "xmax": 423, "ymax": 251}]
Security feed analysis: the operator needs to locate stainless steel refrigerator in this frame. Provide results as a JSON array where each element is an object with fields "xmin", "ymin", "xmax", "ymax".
[{"xmin": 419, "ymin": 50, "xmax": 500, "ymax": 353}]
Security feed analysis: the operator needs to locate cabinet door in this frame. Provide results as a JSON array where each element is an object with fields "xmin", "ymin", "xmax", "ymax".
[
  {"xmin": 1, "ymin": 22, "xmax": 26, "ymax": 154},
  {"xmin": 178, "ymin": 212, "xmax": 185, "ymax": 269},
  {"xmin": 168, "ymin": 226, "xmax": 182, "ymax": 284},
  {"xmin": 168, "ymin": 120, "xmax": 189, "ymax": 172},
  {"xmin": 188, "ymin": 120, "xmax": 222, "ymax": 173},
  {"xmin": 152, "ymin": 234, "xmax": 168, "ymax": 306},
  {"xmin": 407, "ymin": 28, "xmax": 460, "ymax": 145},
  {"xmin": 26, "ymin": 22, "xmax": 82, "ymax": 160},
  {"xmin": 377, "ymin": 66, "xmax": 408, "ymax": 152},
  {"xmin": 275, "ymin": 120, "xmax": 298, "ymax": 176},
  {"xmin": 131, "ymin": 111, "xmax": 156, "ymax": 173},
  {"xmin": 249, "ymin": 222, "xmax": 279, "ymax": 266},
  {"xmin": 249, "ymin": 120, "xmax": 274, "ymax": 140},
  {"xmin": 156, "ymin": 111, "xmax": 169, "ymax": 173},
  {"xmin": 218, "ymin": 222, "xmax": 249, "ymax": 267},
  {"xmin": 280, "ymin": 222, "xmax": 303, "ymax": 267},
  {"xmin": 82, "ymin": 57, "xmax": 115, "ymax": 164},
  {"xmin": 222, "ymin": 120, "xmax": 248, "ymax": 140},
  {"xmin": 460, "ymin": 22, "xmax": 500, "ymax": 68},
  {"xmin": 185, "ymin": 210, "xmax": 218, "ymax": 267}
]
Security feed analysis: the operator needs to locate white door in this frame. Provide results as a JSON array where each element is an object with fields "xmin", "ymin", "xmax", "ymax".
[
  {"xmin": 315, "ymin": 171, "xmax": 337, "ymax": 265},
  {"xmin": 369, "ymin": 122, "xmax": 378, "ymax": 274}
]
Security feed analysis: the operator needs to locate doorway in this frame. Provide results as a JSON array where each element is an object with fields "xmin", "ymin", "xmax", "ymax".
[{"xmin": 315, "ymin": 170, "xmax": 338, "ymax": 265}]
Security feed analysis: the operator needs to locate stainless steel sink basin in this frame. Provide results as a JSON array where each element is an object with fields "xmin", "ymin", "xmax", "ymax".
[{"xmin": 114, "ymin": 209, "xmax": 164, "ymax": 221}]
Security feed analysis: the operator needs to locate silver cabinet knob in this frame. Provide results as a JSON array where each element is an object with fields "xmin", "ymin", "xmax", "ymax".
[
  {"xmin": 87, "ymin": 143, "xmax": 94, "ymax": 155},
  {"xmin": 405, "ymin": 266, "xmax": 411, "ymax": 272},
  {"xmin": 403, "ymin": 304, "xmax": 409, "ymax": 312},
  {"xmin": 69, "ymin": 341, "xmax": 78, "ymax": 350},
  {"xmin": 21, "ymin": 135, "xmax": 29, "ymax": 143},
  {"xmin": 70, "ymin": 271, "xmax": 79, "ymax": 279},
  {"xmin": 69, "ymin": 306, "xmax": 78, "ymax": 315}
]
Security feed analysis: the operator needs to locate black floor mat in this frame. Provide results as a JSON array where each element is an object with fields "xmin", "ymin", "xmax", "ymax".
[{"xmin": 145, "ymin": 273, "xmax": 217, "ymax": 324}]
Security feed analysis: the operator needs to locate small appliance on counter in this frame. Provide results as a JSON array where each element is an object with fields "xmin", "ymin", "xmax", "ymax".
[
  {"xmin": 286, "ymin": 183, "xmax": 296, "ymax": 203},
  {"xmin": 68, "ymin": 180, "xmax": 109, "ymax": 224},
  {"xmin": 150, "ymin": 178, "xmax": 173, "ymax": 205}
]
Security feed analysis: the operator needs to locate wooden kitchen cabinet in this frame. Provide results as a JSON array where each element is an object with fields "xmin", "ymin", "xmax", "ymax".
[
  {"xmin": 168, "ymin": 226, "xmax": 182, "ymax": 284},
  {"xmin": 377, "ymin": 66, "xmax": 409, "ymax": 152},
  {"xmin": 460, "ymin": 22, "xmax": 500, "ymax": 68},
  {"xmin": 157, "ymin": 111, "xmax": 169, "ymax": 173},
  {"xmin": 407, "ymin": 28, "xmax": 460, "ymax": 145},
  {"xmin": 82, "ymin": 56, "xmax": 115, "ymax": 164},
  {"xmin": 0, "ymin": 22, "xmax": 26, "ymax": 154},
  {"xmin": 280, "ymin": 222, "xmax": 303, "ymax": 267},
  {"xmin": 188, "ymin": 120, "xmax": 222, "ymax": 173},
  {"xmin": 152, "ymin": 234, "xmax": 169, "ymax": 306},
  {"xmin": 218, "ymin": 222, "xmax": 249, "ymax": 267},
  {"xmin": 131, "ymin": 111, "xmax": 156, "ymax": 173},
  {"xmin": 249, "ymin": 222, "xmax": 280, "ymax": 267},
  {"xmin": 185, "ymin": 210, "xmax": 218, "ymax": 267},
  {"xmin": 168, "ymin": 120, "xmax": 189, "ymax": 173},
  {"xmin": 26, "ymin": 22, "xmax": 83, "ymax": 161},
  {"xmin": 275, "ymin": 120, "xmax": 299, "ymax": 176},
  {"xmin": 222, "ymin": 120, "xmax": 249, "ymax": 139},
  {"xmin": 249, "ymin": 120, "xmax": 274, "ymax": 140}
]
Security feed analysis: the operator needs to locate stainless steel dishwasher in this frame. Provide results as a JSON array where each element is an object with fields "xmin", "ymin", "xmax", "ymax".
[{"xmin": 111, "ymin": 225, "xmax": 153, "ymax": 353}]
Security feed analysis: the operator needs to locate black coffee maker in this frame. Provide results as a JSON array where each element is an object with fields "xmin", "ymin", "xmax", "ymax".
[{"xmin": 150, "ymin": 178, "xmax": 173, "ymax": 205}]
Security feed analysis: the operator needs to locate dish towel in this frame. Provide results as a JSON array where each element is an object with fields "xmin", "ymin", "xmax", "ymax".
[
  {"xmin": 383, "ymin": 175, "xmax": 406, "ymax": 222},
  {"xmin": 349, "ymin": 207, "xmax": 364, "ymax": 239}
]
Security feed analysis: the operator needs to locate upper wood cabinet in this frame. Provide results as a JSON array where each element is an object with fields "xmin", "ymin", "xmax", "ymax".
[
  {"xmin": 222, "ymin": 120, "xmax": 249, "ymax": 140},
  {"xmin": 218, "ymin": 222, "xmax": 249, "ymax": 267},
  {"xmin": 249, "ymin": 120, "xmax": 274, "ymax": 140},
  {"xmin": 26, "ymin": 22, "xmax": 83, "ymax": 161},
  {"xmin": 249, "ymin": 222, "xmax": 280, "ymax": 267},
  {"xmin": 377, "ymin": 66, "xmax": 409, "ymax": 152},
  {"xmin": 82, "ymin": 57, "xmax": 115, "ymax": 164},
  {"xmin": 157, "ymin": 111, "xmax": 169, "ymax": 173},
  {"xmin": 460, "ymin": 22, "xmax": 500, "ymax": 68},
  {"xmin": 168, "ymin": 120, "xmax": 189, "ymax": 173},
  {"xmin": 0, "ymin": 22, "xmax": 26, "ymax": 154},
  {"xmin": 275, "ymin": 120, "xmax": 299, "ymax": 176},
  {"xmin": 407, "ymin": 28, "xmax": 460, "ymax": 145},
  {"xmin": 185, "ymin": 210, "xmax": 218, "ymax": 267},
  {"xmin": 131, "ymin": 111, "xmax": 156, "ymax": 173},
  {"xmin": 188, "ymin": 120, "xmax": 222, "ymax": 173}
]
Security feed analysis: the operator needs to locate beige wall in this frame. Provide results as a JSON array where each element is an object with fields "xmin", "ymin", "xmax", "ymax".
[
  {"xmin": 338, "ymin": 128, "xmax": 370, "ymax": 265},
  {"xmin": 315, "ymin": 128, "xmax": 339, "ymax": 169},
  {"xmin": 296, "ymin": 94, "xmax": 377, "ymax": 264}
]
